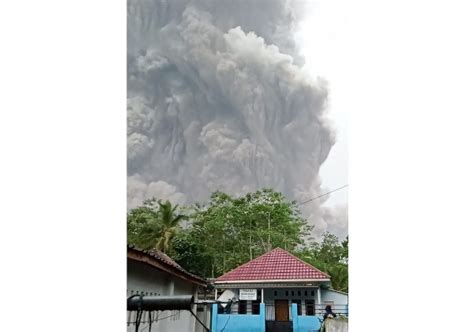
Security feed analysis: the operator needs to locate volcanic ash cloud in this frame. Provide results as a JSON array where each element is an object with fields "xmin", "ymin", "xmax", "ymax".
[{"xmin": 127, "ymin": 0, "xmax": 339, "ymax": 236}]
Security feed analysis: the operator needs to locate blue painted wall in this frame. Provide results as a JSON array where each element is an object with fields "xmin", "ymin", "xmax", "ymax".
[
  {"xmin": 211, "ymin": 303, "xmax": 265, "ymax": 332},
  {"xmin": 291, "ymin": 303, "xmax": 322, "ymax": 332},
  {"xmin": 297, "ymin": 316, "xmax": 322, "ymax": 332}
]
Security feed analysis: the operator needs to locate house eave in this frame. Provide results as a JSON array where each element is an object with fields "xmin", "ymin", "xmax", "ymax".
[
  {"xmin": 214, "ymin": 279, "xmax": 331, "ymax": 289},
  {"xmin": 327, "ymin": 288, "xmax": 349, "ymax": 295},
  {"xmin": 127, "ymin": 247, "xmax": 207, "ymax": 287}
]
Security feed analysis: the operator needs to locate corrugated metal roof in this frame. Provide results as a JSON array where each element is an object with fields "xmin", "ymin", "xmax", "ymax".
[{"xmin": 215, "ymin": 248, "xmax": 330, "ymax": 283}]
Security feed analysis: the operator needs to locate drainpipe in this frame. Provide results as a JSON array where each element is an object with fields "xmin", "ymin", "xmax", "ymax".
[
  {"xmin": 169, "ymin": 280, "xmax": 175, "ymax": 296},
  {"xmin": 191, "ymin": 288, "xmax": 198, "ymax": 332},
  {"xmin": 261, "ymin": 288, "xmax": 264, "ymax": 303}
]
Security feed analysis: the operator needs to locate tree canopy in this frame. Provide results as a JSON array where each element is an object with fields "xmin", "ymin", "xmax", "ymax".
[
  {"xmin": 295, "ymin": 233, "xmax": 349, "ymax": 292},
  {"xmin": 127, "ymin": 198, "xmax": 187, "ymax": 253},
  {"xmin": 171, "ymin": 189, "xmax": 312, "ymax": 278},
  {"xmin": 127, "ymin": 189, "xmax": 348, "ymax": 292}
]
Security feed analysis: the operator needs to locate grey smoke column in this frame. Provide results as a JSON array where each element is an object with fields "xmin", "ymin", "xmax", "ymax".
[{"xmin": 127, "ymin": 0, "xmax": 338, "ymax": 236}]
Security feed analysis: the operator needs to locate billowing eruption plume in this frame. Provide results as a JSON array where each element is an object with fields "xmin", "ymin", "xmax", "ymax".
[{"xmin": 127, "ymin": 0, "xmax": 341, "ymax": 237}]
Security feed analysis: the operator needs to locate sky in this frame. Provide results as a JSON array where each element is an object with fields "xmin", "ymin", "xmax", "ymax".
[
  {"xmin": 297, "ymin": 0, "xmax": 348, "ymax": 207},
  {"xmin": 126, "ymin": 0, "xmax": 348, "ymax": 238}
]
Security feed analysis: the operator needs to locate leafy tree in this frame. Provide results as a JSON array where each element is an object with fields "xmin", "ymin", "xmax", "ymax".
[
  {"xmin": 127, "ymin": 192, "xmax": 348, "ymax": 291},
  {"xmin": 171, "ymin": 189, "xmax": 312, "ymax": 278},
  {"xmin": 341, "ymin": 235, "xmax": 348, "ymax": 264},
  {"xmin": 127, "ymin": 198, "xmax": 187, "ymax": 253},
  {"xmin": 296, "ymin": 232, "xmax": 348, "ymax": 292}
]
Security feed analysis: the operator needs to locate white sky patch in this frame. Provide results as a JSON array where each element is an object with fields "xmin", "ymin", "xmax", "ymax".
[{"xmin": 296, "ymin": 0, "xmax": 348, "ymax": 207}]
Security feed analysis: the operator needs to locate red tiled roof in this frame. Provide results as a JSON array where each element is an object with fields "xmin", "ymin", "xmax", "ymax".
[{"xmin": 215, "ymin": 248, "xmax": 330, "ymax": 283}]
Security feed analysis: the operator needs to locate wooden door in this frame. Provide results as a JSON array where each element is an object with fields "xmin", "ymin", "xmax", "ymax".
[{"xmin": 274, "ymin": 300, "xmax": 289, "ymax": 321}]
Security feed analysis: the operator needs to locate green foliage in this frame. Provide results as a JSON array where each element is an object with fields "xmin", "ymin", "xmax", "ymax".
[
  {"xmin": 127, "ymin": 190, "xmax": 348, "ymax": 291},
  {"xmin": 171, "ymin": 189, "xmax": 312, "ymax": 278},
  {"xmin": 296, "ymin": 233, "xmax": 349, "ymax": 292},
  {"xmin": 127, "ymin": 198, "xmax": 188, "ymax": 253}
]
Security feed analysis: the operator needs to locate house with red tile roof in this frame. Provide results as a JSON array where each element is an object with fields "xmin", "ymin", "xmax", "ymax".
[{"xmin": 210, "ymin": 248, "xmax": 348, "ymax": 332}]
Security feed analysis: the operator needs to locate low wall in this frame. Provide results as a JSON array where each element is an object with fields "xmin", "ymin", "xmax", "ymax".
[
  {"xmin": 211, "ymin": 303, "xmax": 265, "ymax": 332},
  {"xmin": 324, "ymin": 319, "xmax": 348, "ymax": 332},
  {"xmin": 291, "ymin": 303, "xmax": 322, "ymax": 332}
]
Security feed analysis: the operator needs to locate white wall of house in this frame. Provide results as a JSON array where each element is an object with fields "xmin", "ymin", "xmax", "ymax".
[
  {"xmin": 320, "ymin": 289, "xmax": 348, "ymax": 305},
  {"xmin": 127, "ymin": 259, "xmax": 203, "ymax": 332},
  {"xmin": 221, "ymin": 287, "xmax": 323, "ymax": 318},
  {"xmin": 320, "ymin": 289, "xmax": 348, "ymax": 315}
]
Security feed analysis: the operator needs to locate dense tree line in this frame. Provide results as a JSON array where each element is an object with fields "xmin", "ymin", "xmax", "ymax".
[
  {"xmin": 127, "ymin": 189, "xmax": 348, "ymax": 292},
  {"xmin": 295, "ymin": 233, "xmax": 348, "ymax": 292}
]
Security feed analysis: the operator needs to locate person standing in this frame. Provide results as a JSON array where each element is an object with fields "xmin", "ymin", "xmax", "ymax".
[{"xmin": 323, "ymin": 304, "xmax": 336, "ymax": 320}]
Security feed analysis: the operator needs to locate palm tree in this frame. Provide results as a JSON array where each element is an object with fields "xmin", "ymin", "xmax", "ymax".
[
  {"xmin": 133, "ymin": 199, "xmax": 188, "ymax": 253},
  {"xmin": 154, "ymin": 200, "xmax": 188, "ymax": 253}
]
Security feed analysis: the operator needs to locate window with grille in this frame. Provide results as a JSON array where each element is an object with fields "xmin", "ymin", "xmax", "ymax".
[
  {"xmin": 306, "ymin": 300, "xmax": 315, "ymax": 316},
  {"xmin": 239, "ymin": 301, "xmax": 247, "ymax": 314},
  {"xmin": 252, "ymin": 301, "xmax": 260, "ymax": 314}
]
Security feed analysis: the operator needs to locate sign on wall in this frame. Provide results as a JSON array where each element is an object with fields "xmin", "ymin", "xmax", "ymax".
[{"xmin": 239, "ymin": 289, "xmax": 257, "ymax": 300}]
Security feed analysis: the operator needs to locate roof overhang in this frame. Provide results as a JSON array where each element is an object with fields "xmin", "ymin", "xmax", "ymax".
[
  {"xmin": 326, "ymin": 288, "xmax": 349, "ymax": 295},
  {"xmin": 128, "ymin": 247, "xmax": 207, "ymax": 287},
  {"xmin": 214, "ymin": 279, "xmax": 331, "ymax": 289}
]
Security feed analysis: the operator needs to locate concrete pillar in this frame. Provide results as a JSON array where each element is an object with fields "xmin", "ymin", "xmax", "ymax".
[
  {"xmin": 261, "ymin": 288, "xmax": 264, "ymax": 303},
  {"xmin": 214, "ymin": 288, "xmax": 218, "ymax": 301},
  {"xmin": 317, "ymin": 287, "xmax": 321, "ymax": 315}
]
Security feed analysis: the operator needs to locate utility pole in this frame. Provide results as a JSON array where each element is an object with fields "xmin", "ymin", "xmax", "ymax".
[
  {"xmin": 249, "ymin": 218, "xmax": 253, "ymax": 260},
  {"xmin": 267, "ymin": 212, "xmax": 271, "ymax": 252}
]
